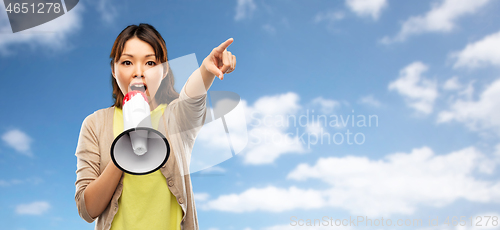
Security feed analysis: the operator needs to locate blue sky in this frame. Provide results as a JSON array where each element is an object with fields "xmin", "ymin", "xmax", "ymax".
[{"xmin": 1, "ymin": 0, "xmax": 500, "ymax": 229}]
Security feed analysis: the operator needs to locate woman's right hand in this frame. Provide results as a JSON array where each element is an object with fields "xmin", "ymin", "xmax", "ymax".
[{"xmin": 84, "ymin": 160, "xmax": 123, "ymax": 219}]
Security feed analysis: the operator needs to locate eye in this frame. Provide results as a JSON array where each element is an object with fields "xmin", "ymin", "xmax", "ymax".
[
  {"xmin": 147, "ymin": 61, "xmax": 156, "ymax": 66},
  {"xmin": 121, "ymin": 60, "xmax": 132, "ymax": 66}
]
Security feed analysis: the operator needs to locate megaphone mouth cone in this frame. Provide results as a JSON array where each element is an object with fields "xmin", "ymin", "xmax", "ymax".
[{"xmin": 110, "ymin": 127, "xmax": 170, "ymax": 175}]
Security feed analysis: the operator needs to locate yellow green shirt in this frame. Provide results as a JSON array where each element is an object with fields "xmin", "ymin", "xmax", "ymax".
[{"xmin": 110, "ymin": 103, "xmax": 183, "ymax": 230}]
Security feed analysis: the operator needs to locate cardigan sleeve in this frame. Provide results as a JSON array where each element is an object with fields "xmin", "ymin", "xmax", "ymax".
[
  {"xmin": 74, "ymin": 113, "xmax": 100, "ymax": 223},
  {"xmin": 173, "ymin": 78, "xmax": 208, "ymax": 144}
]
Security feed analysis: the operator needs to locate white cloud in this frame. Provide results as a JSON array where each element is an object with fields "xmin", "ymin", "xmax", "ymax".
[
  {"xmin": 454, "ymin": 80, "xmax": 475, "ymax": 101},
  {"xmin": 194, "ymin": 193, "xmax": 210, "ymax": 202},
  {"xmin": 235, "ymin": 0, "xmax": 257, "ymax": 21},
  {"xmin": 244, "ymin": 126, "xmax": 306, "ymax": 164},
  {"xmin": 388, "ymin": 62, "xmax": 438, "ymax": 115},
  {"xmin": 313, "ymin": 10, "xmax": 345, "ymax": 32},
  {"xmin": 306, "ymin": 121, "xmax": 324, "ymax": 135},
  {"xmin": 253, "ymin": 92, "xmax": 302, "ymax": 116},
  {"xmin": 441, "ymin": 76, "xmax": 473, "ymax": 108},
  {"xmin": 381, "ymin": 0, "xmax": 492, "ymax": 43},
  {"xmin": 345, "ymin": 0, "xmax": 387, "ymax": 20},
  {"xmin": 203, "ymin": 146, "xmax": 500, "ymax": 216},
  {"xmin": 311, "ymin": 97, "xmax": 340, "ymax": 114},
  {"xmin": 438, "ymin": 78, "xmax": 500, "ymax": 135},
  {"xmin": 96, "ymin": 0, "xmax": 118, "ymax": 24},
  {"xmin": 190, "ymin": 108, "xmax": 239, "ymax": 173},
  {"xmin": 287, "ymin": 146, "xmax": 500, "ymax": 217},
  {"xmin": 443, "ymin": 76, "xmax": 462, "ymax": 91},
  {"xmin": 452, "ymin": 30, "xmax": 500, "ymax": 69},
  {"xmin": 201, "ymin": 186, "xmax": 326, "ymax": 213},
  {"xmin": 2, "ymin": 129, "xmax": 33, "ymax": 156},
  {"xmin": 358, "ymin": 95, "xmax": 382, "ymax": 107},
  {"xmin": 193, "ymin": 92, "xmax": 307, "ymax": 166},
  {"xmin": 0, "ymin": 1, "xmax": 84, "ymax": 55},
  {"xmin": 242, "ymin": 93, "xmax": 307, "ymax": 164},
  {"xmin": 16, "ymin": 201, "xmax": 51, "ymax": 215}
]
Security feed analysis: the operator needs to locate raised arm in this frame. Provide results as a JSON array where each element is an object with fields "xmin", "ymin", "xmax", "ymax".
[{"xmin": 171, "ymin": 38, "xmax": 237, "ymax": 163}]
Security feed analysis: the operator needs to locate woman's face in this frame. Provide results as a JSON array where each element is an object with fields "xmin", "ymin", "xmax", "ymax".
[{"xmin": 112, "ymin": 37, "xmax": 166, "ymax": 107}]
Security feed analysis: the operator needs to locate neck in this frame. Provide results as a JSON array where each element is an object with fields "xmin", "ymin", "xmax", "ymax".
[{"xmin": 149, "ymin": 99, "xmax": 159, "ymax": 112}]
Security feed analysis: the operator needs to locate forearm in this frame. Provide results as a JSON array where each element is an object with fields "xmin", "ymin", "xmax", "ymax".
[
  {"xmin": 84, "ymin": 161, "xmax": 123, "ymax": 218},
  {"xmin": 184, "ymin": 66, "xmax": 216, "ymax": 98}
]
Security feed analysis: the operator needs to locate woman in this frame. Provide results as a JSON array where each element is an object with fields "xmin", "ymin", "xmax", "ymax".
[{"xmin": 74, "ymin": 23, "xmax": 236, "ymax": 230}]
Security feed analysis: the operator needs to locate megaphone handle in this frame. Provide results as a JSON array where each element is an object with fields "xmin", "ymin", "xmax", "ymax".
[{"xmin": 129, "ymin": 129, "xmax": 149, "ymax": 156}]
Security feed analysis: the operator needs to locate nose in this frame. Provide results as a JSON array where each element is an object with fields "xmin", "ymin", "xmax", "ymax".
[{"xmin": 134, "ymin": 65, "xmax": 145, "ymax": 78}]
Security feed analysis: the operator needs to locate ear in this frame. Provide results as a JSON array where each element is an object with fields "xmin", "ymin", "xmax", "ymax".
[
  {"xmin": 162, "ymin": 62, "xmax": 169, "ymax": 79},
  {"xmin": 111, "ymin": 64, "xmax": 116, "ymax": 79}
]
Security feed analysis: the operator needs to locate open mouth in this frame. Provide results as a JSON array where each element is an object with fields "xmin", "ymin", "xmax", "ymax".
[{"xmin": 130, "ymin": 84, "xmax": 147, "ymax": 94}]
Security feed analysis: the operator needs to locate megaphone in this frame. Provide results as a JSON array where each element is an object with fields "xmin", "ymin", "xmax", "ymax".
[{"xmin": 110, "ymin": 91, "xmax": 170, "ymax": 175}]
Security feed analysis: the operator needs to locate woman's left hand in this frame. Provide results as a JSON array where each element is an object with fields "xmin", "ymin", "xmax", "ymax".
[{"xmin": 201, "ymin": 38, "xmax": 236, "ymax": 80}]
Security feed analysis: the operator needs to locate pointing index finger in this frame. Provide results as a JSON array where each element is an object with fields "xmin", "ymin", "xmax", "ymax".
[{"xmin": 214, "ymin": 38, "xmax": 234, "ymax": 53}]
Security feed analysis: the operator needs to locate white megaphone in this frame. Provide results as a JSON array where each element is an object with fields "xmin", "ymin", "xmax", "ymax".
[{"xmin": 110, "ymin": 91, "xmax": 170, "ymax": 175}]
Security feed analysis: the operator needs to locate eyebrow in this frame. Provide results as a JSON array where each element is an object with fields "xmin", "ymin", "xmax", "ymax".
[{"xmin": 122, "ymin": 53, "xmax": 156, "ymax": 58}]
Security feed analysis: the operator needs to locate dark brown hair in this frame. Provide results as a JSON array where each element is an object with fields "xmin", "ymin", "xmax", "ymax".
[{"xmin": 109, "ymin": 23, "xmax": 179, "ymax": 109}]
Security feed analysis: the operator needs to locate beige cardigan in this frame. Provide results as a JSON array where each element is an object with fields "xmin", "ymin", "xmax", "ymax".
[{"xmin": 74, "ymin": 85, "xmax": 207, "ymax": 230}]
